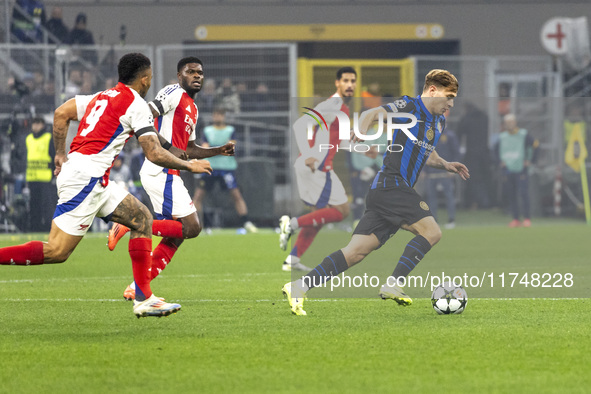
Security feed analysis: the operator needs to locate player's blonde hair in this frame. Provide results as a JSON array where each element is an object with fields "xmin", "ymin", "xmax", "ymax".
[{"xmin": 423, "ymin": 69, "xmax": 458, "ymax": 93}]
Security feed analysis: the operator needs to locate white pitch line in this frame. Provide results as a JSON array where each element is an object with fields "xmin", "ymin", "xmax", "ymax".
[
  {"xmin": 0, "ymin": 297, "xmax": 585, "ymax": 302},
  {"xmin": 0, "ymin": 298, "xmax": 340, "ymax": 303},
  {"xmin": 0, "ymin": 272, "xmax": 280, "ymax": 284}
]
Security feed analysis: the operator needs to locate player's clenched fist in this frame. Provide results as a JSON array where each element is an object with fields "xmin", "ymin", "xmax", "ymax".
[
  {"xmin": 218, "ymin": 141, "xmax": 235, "ymax": 156},
  {"xmin": 187, "ymin": 159, "xmax": 212, "ymax": 174}
]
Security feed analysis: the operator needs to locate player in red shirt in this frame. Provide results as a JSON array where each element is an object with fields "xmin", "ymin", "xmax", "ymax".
[
  {"xmin": 107, "ymin": 57, "xmax": 234, "ymax": 301},
  {"xmin": 0, "ymin": 53, "xmax": 212, "ymax": 318}
]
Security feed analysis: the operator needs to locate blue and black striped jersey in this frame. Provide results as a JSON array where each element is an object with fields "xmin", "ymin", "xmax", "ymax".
[{"xmin": 371, "ymin": 95, "xmax": 446, "ymax": 189}]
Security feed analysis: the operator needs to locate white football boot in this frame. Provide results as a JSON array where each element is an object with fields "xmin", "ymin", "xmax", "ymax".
[
  {"xmin": 133, "ymin": 294, "xmax": 181, "ymax": 318},
  {"xmin": 282, "ymin": 255, "xmax": 312, "ymax": 272},
  {"xmin": 243, "ymin": 221, "xmax": 259, "ymax": 233},
  {"xmin": 278, "ymin": 215, "xmax": 294, "ymax": 251}
]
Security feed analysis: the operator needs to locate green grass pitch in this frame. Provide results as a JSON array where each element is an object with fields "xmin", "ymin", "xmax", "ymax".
[{"xmin": 1, "ymin": 220, "xmax": 590, "ymax": 393}]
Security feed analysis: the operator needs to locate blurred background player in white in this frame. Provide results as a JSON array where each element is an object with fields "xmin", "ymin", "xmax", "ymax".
[
  {"xmin": 0, "ymin": 53, "xmax": 213, "ymax": 318},
  {"xmin": 278, "ymin": 67, "xmax": 356, "ymax": 271},
  {"xmin": 193, "ymin": 107, "xmax": 258, "ymax": 233},
  {"xmin": 108, "ymin": 57, "xmax": 235, "ymax": 301}
]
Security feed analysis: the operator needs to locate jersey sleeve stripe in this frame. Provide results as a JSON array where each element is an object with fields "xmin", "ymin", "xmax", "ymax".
[
  {"xmin": 150, "ymin": 100, "xmax": 165, "ymax": 116},
  {"xmin": 135, "ymin": 126, "xmax": 157, "ymax": 139}
]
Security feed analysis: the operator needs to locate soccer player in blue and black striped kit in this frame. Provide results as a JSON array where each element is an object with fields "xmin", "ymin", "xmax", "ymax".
[{"xmin": 283, "ymin": 69, "xmax": 470, "ymax": 315}]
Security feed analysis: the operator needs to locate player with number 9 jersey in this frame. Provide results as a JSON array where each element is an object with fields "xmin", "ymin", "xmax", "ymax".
[
  {"xmin": 0, "ymin": 53, "xmax": 213, "ymax": 319},
  {"xmin": 53, "ymin": 81, "xmax": 156, "ymax": 236},
  {"xmin": 69, "ymin": 83, "xmax": 155, "ymax": 183}
]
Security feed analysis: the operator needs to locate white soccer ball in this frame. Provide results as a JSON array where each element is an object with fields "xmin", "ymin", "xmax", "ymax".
[{"xmin": 431, "ymin": 282, "xmax": 468, "ymax": 315}]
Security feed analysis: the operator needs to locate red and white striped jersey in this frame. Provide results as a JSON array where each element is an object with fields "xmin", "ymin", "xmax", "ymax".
[
  {"xmin": 142, "ymin": 83, "xmax": 198, "ymax": 175},
  {"xmin": 69, "ymin": 82, "xmax": 155, "ymax": 181},
  {"xmin": 302, "ymin": 93, "xmax": 349, "ymax": 172}
]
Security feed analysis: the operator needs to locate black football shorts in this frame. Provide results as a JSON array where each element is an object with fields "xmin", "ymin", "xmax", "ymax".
[{"xmin": 353, "ymin": 184, "xmax": 433, "ymax": 246}]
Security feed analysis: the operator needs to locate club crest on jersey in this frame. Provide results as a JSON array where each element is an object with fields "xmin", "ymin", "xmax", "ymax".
[
  {"xmin": 420, "ymin": 201, "xmax": 430, "ymax": 211},
  {"xmin": 426, "ymin": 128, "xmax": 435, "ymax": 141}
]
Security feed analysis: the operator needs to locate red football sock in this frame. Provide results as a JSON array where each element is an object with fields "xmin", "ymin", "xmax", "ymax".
[
  {"xmin": 297, "ymin": 207, "xmax": 343, "ymax": 228},
  {"xmin": 151, "ymin": 238, "xmax": 179, "ymax": 280},
  {"xmin": 152, "ymin": 220, "xmax": 183, "ymax": 238},
  {"xmin": 290, "ymin": 226, "xmax": 322, "ymax": 258},
  {"xmin": 129, "ymin": 238, "xmax": 153, "ymax": 301},
  {"xmin": 0, "ymin": 241, "xmax": 44, "ymax": 265}
]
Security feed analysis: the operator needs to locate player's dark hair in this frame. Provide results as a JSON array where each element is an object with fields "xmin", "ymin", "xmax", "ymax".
[
  {"xmin": 213, "ymin": 107, "xmax": 226, "ymax": 115},
  {"xmin": 118, "ymin": 53, "xmax": 151, "ymax": 85},
  {"xmin": 336, "ymin": 67, "xmax": 357, "ymax": 80},
  {"xmin": 423, "ymin": 69, "xmax": 458, "ymax": 93},
  {"xmin": 177, "ymin": 57, "xmax": 203, "ymax": 72}
]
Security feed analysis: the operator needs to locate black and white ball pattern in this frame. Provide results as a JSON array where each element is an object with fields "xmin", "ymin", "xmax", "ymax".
[{"xmin": 431, "ymin": 282, "xmax": 468, "ymax": 315}]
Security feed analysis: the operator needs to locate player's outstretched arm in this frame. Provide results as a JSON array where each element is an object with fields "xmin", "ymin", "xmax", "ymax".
[
  {"xmin": 53, "ymin": 98, "xmax": 78, "ymax": 176},
  {"xmin": 186, "ymin": 140, "xmax": 235, "ymax": 159},
  {"xmin": 426, "ymin": 150, "xmax": 470, "ymax": 180},
  {"xmin": 138, "ymin": 132, "xmax": 212, "ymax": 174},
  {"xmin": 156, "ymin": 133, "xmax": 188, "ymax": 160}
]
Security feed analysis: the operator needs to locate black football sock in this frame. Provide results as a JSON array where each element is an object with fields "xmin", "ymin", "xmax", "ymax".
[
  {"xmin": 300, "ymin": 250, "xmax": 349, "ymax": 290},
  {"xmin": 240, "ymin": 215, "xmax": 250, "ymax": 226},
  {"xmin": 391, "ymin": 235, "xmax": 432, "ymax": 279}
]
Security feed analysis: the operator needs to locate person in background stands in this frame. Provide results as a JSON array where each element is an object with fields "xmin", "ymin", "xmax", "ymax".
[
  {"xmin": 497, "ymin": 113, "xmax": 538, "ymax": 228},
  {"xmin": 45, "ymin": 6, "xmax": 69, "ymax": 43},
  {"xmin": 25, "ymin": 117, "xmax": 56, "ymax": 232}
]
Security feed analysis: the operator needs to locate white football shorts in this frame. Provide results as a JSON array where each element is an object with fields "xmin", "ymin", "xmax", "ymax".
[
  {"xmin": 53, "ymin": 161, "xmax": 129, "ymax": 236},
  {"xmin": 141, "ymin": 170, "xmax": 196, "ymax": 220},
  {"xmin": 294, "ymin": 162, "xmax": 348, "ymax": 208}
]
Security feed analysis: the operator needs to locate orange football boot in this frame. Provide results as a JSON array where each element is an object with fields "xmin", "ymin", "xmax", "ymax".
[{"xmin": 108, "ymin": 223, "xmax": 130, "ymax": 251}]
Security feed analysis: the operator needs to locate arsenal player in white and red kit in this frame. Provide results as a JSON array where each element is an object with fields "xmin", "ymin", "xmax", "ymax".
[
  {"xmin": 0, "ymin": 53, "xmax": 213, "ymax": 318},
  {"xmin": 107, "ymin": 57, "xmax": 234, "ymax": 301}
]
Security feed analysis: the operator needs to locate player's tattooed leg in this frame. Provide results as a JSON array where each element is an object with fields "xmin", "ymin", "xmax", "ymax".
[{"xmin": 110, "ymin": 194, "xmax": 153, "ymax": 239}]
